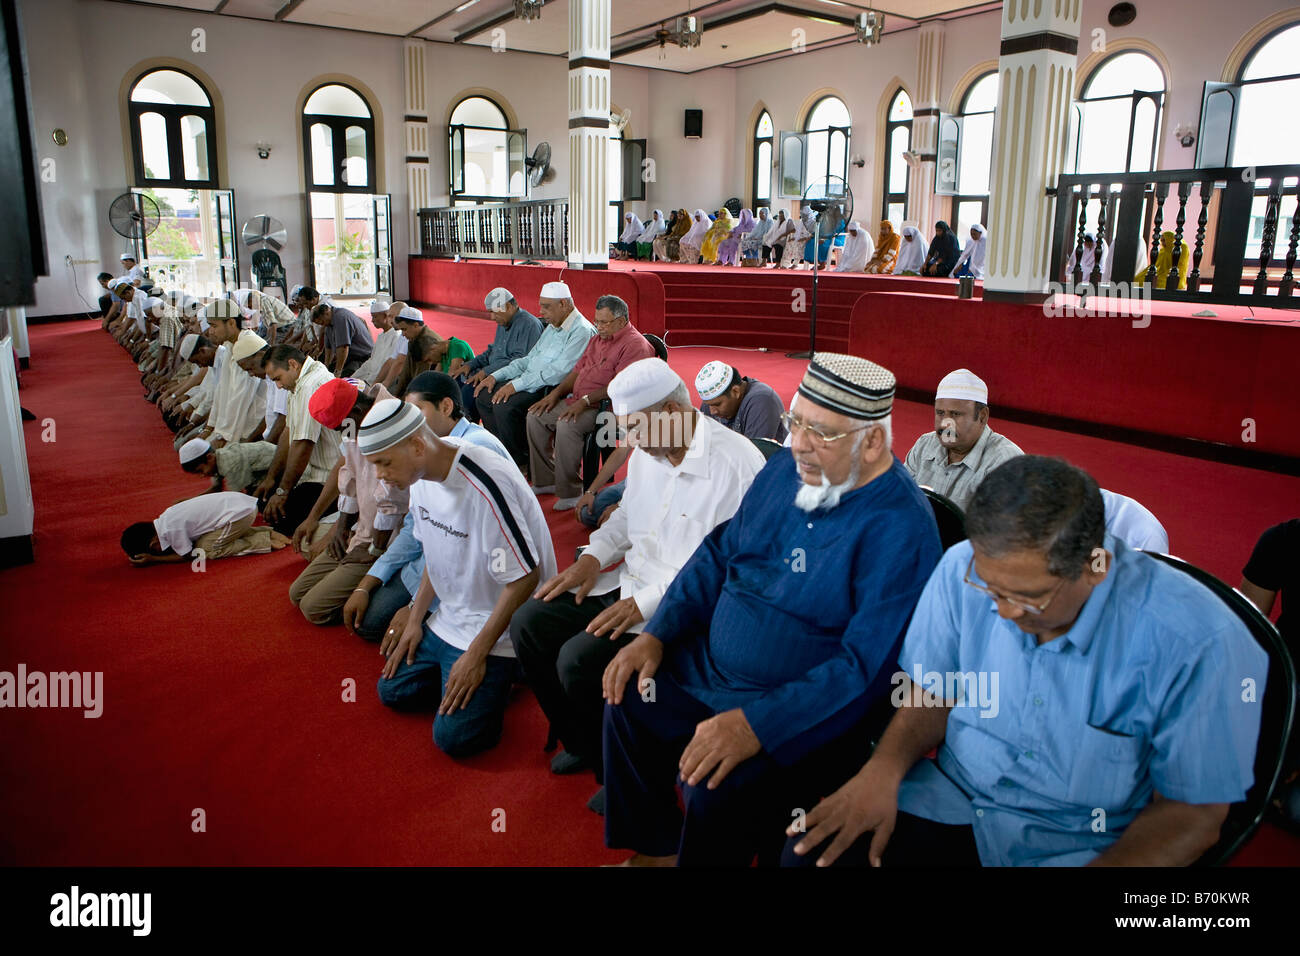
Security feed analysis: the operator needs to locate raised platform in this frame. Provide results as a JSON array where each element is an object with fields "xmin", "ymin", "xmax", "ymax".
[{"xmin": 408, "ymin": 256, "xmax": 1300, "ymax": 460}]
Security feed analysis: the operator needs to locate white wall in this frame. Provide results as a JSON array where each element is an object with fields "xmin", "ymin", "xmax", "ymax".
[{"xmin": 19, "ymin": 0, "xmax": 1296, "ymax": 316}]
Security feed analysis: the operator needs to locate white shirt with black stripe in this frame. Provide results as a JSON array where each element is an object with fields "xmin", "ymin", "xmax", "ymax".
[{"xmin": 408, "ymin": 437, "xmax": 557, "ymax": 658}]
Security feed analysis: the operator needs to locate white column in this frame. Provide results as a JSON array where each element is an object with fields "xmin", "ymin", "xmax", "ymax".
[
  {"xmin": 908, "ymin": 22, "xmax": 945, "ymax": 232},
  {"xmin": 568, "ymin": 0, "xmax": 611, "ymax": 269},
  {"xmin": 984, "ymin": 0, "xmax": 1082, "ymax": 299},
  {"xmin": 404, "ymin": 39, "xmax": 431, "ymax": 253},
  {"xmin": 7, "ymin": 306, "xmax": 29, "ymax": 364}
]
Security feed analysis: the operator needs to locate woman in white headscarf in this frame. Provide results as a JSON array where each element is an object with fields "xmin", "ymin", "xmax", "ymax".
[
  {"xmin": 677, "ymin": 209, "xmax": 711, "ymax": 264},
  {"xmin": 894, "ymin": 225, "xmax": 929, "ymax": 275},
  {"xmin": 779, "ymin": 212, "xmax": 812, "ymax": 269},
  {"xmin": 613, "ymin": 213, "xmax": 644, "ymax": 259},
  {"xmin": 762, "ymin": 209, "xmax": 789, "ymax": 265},
  {"xmin": 833, "ymin": 221, "xmax": 875, "ymax": 273},
  {"xmin": 635, "ymin": 210, "xmax": 666, "ymax": 260},
  {"xmin": 741, "ymin": 207, "xmax": 773, "ymax": 264},
  {"xmin": 1063, "ymin": 232, "xmax": 1113, "ymax": 284},
  {"xmin": 951, "ymin": 223, "xmax": 988, "ymax": 278}
]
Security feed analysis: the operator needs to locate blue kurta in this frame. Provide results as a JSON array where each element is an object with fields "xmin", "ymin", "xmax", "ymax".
[{"xmin": 646, "ymin": 451, "xmax": 942, "ymax": 765}]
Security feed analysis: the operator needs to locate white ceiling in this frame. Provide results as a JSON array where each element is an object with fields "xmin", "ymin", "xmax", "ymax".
[{"xmin": 111, "ymin": 0, "xmax": 1002, "ymax": 71}]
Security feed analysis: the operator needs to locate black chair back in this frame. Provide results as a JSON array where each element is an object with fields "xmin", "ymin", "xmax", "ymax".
[
  {"xmin": 922, "ymin": 487, "xmax": 967, "ymax": 551},
  {"xmin": 751, "ymin": 437, "xmax": 783, "ymax": 460},
  {"xmin": 643, "ymin": 332, "xmax": 668, "ymax": 361},
  {"xmin": 1146, "ymin": 552, "xmax": 1298, "ymax": 866},
  {"xmin": 251, "ymin": 249, "xmax": 288, "ymax": 298}
]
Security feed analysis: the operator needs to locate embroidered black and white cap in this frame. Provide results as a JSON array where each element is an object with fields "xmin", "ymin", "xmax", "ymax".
[
  {"xmin": 358, "ymin": 398, "xmax": 425, "ymax": 455},
  {"xmin": 797, "ymin": 352, "xmax": 895, "ymax": 421}
]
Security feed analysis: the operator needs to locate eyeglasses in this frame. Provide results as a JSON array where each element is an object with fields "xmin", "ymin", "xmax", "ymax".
[
  {"xmin": 781, "ymin": 411, "xmax": 873, "ymax": 446},
  {"xmin": 962, "ymin": 554, "xmax": 1067, "ymax": 615}
]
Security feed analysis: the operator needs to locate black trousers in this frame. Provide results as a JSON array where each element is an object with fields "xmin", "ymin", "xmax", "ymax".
[
  {"xmin": 270, "ymin": 482, "xmax": 334, "ymax": 537},
  {"xmin": 511, "ymin": 591, "xmax": 632, "ymax": 780},
  {"xmin": 98, "ymin": 293, "xmax": 112, "ymax": 318},
  {"xmin": 477, "ymin": 386, "xmax": 546, "ymax": 474},
  {"xmin": 781, "ymin": 805, "xmax": 979, "ymax": 867},
  {"xmin": 603, "ymin": 668, "xmax": 884, "ymax": 866}
]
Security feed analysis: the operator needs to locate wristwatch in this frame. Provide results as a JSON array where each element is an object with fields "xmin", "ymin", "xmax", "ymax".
[
  {"xmin": 581, "ymin": 394, "xmax": 591, "ymax": 407},
  {"xmin": 274, "ymin": 488, "xmax": 288, "ymax": 497}
]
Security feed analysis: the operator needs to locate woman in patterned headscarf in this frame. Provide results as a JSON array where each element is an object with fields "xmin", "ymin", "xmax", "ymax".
[
  {"xmin": 717, "ymin": 209, "xmax": 754, "ymax": 266},
  {"xmin": 741, "ymin": 207, "xmax": 773, "ymax": 264},
  {"xmin": 701, "ymin": 207, "xmax": 737, "ymax": 264},
  {"xmin": 677, "ymin": 209, "xmax": 711, "ymax": 264},
  {"xmin": 864, "ymin": 219, "xmax": 902, "ymax": 274},
  {"xmin": 653, "ymin": 208, "xmax": 691, "ymax": 261}
]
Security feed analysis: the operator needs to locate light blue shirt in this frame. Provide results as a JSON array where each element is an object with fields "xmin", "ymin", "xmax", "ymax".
[
  {"xmin": 493, "ymin": 309, "xmax": 594, "ymax": 394},
  {"xmin": 896, "ymin": 535, "xmax": 1268, "ymax": 866},
  {"xmin": 366, "ymin": 418, "xmax": 510, "ymax": 594}
]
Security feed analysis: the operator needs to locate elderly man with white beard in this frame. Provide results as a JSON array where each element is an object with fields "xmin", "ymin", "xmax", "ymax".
[{"xmin": 599, "ymin": 352, "xmax": 943, "ymax": 867}]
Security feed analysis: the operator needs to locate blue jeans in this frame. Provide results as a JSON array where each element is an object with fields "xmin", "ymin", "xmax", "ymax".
[
  {"xmin": 356, "ymin": 577, "xmax": 412, "ymax": 641},
  {"xmin": 376, "ymin": 625, "xmax": 519, "ymax": 758},
  {"xmin": 579, "ymin": 480, "xmax": 626, "ymax": 529}
]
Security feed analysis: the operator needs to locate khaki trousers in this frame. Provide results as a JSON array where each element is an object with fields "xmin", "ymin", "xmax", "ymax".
[
  {"xmin": 525, "ymin": 403, "xmax": 599, "ymax": 499},
  {"xmin": 289, "ymin": 549, "xmax": 376, "ymax": 625},
  {"xmin": 192, "ymin": 512, "xmax": 272, "ymax": 560}
]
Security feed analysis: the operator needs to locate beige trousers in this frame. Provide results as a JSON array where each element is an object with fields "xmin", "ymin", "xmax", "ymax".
[
  {"xmin": 525, "ymin": 403, "xmax": 600, "ymax": 499},
  {"xmin": 192, "ymin": 512, "xmax": 272, "ymax": 560}
]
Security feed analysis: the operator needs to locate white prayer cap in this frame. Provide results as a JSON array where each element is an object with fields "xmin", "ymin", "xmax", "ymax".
[
  {"xmin": 142, "ymin": 296, "xmax": 166, "ymax": 314},
  {"xmin": 119, "ymin": 252, "xmax": 136, "ymax": 261},
  {"xmin": 695, "ymin": 361, "xmax": 736, "ymax": 402},
  {"xmin": 369, "ymin": 297, "xmax": 391, "ymax": 315},
  {"xmin": 232, "ymin": 330, "xmax": 268, "ymax": 362},
  {"xmin": 177, "ymin": 334, "xmax": 199, "ymax": 361},
  {"xmin": 178, "ymin": 437, "xmax": 211, "ymax": 465},
  {"xmin": 110, "ymin": 276, "xmax": 133, "ymax": 294},
  {"xmin": 201, "ymin": 298, "xmax": 242, "ymax": 322},
  {"xmin": 198, "ymin": 316, "xmax": 210, "ymax": 332},
  {"xmin": 484, "ymin": 287, "xmax": 514, "ymax": 312},
  {"xmin": 540, "ymin": 281, "xmax": 572, "ymax": 300},
  {"xmin": 290, "ymin": 284, "xmax": 305, "ymax": 299},
  {"xmin": 358, "ymin": 398, "xmax": 425, "ymax": 455},
  {"xmin": 935, "ymin": 368, "xmax": 988, "ymax": 404},
  {"xmin": 609, "ymin": 358, "xmax": 684, "ymax": 416},
  {"xmin": 393, "ymin": 305, "xmax": 424, "ymax": 325}
]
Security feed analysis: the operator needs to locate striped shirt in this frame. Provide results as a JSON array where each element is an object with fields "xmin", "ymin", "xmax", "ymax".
[{"xmin": 408, "ymin": 438, "xmax": 557, "ymax": 657}]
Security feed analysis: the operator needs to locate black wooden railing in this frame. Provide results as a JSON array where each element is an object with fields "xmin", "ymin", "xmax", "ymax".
[
  {"xmin": 1049, "ymin": 165, "xmax": 1300, "ymax": 308},
  {"xmin": 417, "ymin": 200, "xmax": 568, "ymax": 260}
]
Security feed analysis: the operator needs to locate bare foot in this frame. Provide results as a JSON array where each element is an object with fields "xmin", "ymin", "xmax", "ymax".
[
  {"xmin": 269, "ymin": 531, "xmax": 292, "ymax": 550},
  {"xmin": 602, "ymin": 853, "xmax": 677, "ymax": 868}
]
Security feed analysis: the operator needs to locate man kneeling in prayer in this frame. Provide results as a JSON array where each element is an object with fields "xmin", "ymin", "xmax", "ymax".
[
  {"xmin": 600, "ymin": 353, "xmax": 942, "ymax": 866},
  {"xmin": 361, "ymin": 399, "xmax": 556, "ymax": 757},
  {"xmin": 121, "ymin": 491, "xmax": 290, "ymax": 566}
]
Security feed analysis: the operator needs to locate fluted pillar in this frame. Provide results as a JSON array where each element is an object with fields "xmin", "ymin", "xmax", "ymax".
[
  {"xmin": 984, "ymin": 0, "xmax": 1082, "ymax": 300},
  {"xmin": 403, "ymin": 39, "xmax": 431, "ymax": 253},
  {"xmin": 907, "ymin": 22, "xmax": 945, "ymax": 233},
  {"xmin": 568, "ymin": 0, "xmax": 611, "ymax": 269}
]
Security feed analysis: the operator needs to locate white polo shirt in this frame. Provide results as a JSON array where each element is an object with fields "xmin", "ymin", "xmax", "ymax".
[
  {"xmin": 263, "ymin": 380, "xmax": 289, "ymax": 428},
  {"xmin": 154, "ymin": 492, "xmax": 258, "ymax": 555},
  {"xmin": 409, "ymin": 438, "xmax": 557, "ymax": 657}
]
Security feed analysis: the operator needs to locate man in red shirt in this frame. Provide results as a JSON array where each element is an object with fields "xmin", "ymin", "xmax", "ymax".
[{"xmin": 526, "ymin": 295, "xmax": 654, "ymax": 510}]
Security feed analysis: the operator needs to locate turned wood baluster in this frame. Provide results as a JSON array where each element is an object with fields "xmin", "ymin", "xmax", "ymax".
[
  {"xmin": 1187, "ymin": 180, "xmax": 1212, "ymax": 293},
  {"xmin": 1254, "ymin": 182, "xmax": 1281, "ymax": 295},
  {"xmin": 1279, "ymin": 190, "xmax": 1300, "ymax": 299},
  {"xmin": 1165, "ymin": 180, "xmax": 1191, "ymax": 292},
  {"xmin": 1091, "ymin": 191, "xmax": 1108, "ymax": 287},
  {"xmin": 1146, "ymin": 181, "xmax": 1168, "ymax": 286},
  {"xmin": 1072, "ymin": 188, "xmax": 1088, "ymax": 289}
]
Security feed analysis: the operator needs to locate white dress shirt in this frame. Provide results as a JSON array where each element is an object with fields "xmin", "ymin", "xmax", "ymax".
[
  {"xmin": 1101, "ymin": 488, "xmax": 1169, "ymax": 553},
  {"xmin": 581, "ymin": 414, "xmax": 766, "ymax": 627}
]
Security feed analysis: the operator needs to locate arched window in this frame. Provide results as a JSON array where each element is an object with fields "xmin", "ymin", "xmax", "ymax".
[
  {"xmin": 304, "ymin": 83, "xmax": 376, "ymax": 193},
  {"xmin": 448, "ymin": 94, "xmax": 526, "ymax": 202},
  {"xmin": 804, "ymin": 96, "xmax": 851, "ymax": 191},
  {"xmin": 753, "ymin": 110, "xmax": 773, "ymax": 209},
  {"xmin": 1072, "ymin": 52, "xmax": 1165, "ymax": 174},
  {"xmin": 129, "ymin": 68, "xmax": 218, "ymax": 189},
  {"xmin": 937, "ymin": 73, "xmax": 999, "ymax": 237},
  {"xmin": 881, "ymin": 89, "xmax": 912, "ymax": 224}
]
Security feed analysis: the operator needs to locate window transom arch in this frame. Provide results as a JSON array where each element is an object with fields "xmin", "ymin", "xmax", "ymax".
[
  {"xmin": 302, "ymin": 81, "xmax": 376, "ymax": 193},
  {"xmin": 447, "ymin": 92, "xmax": 526, "ymax": 202},
  {"xmin": 1072, "ymin": 51, "xmax": 1166, "ymax": 174},
  {"xmin": 881, "ymin": 88, "xmax": 912, "ymax": 224},
  {"xmin": 801, "ymin": 95, "xmax": 852, "ymax": 194},
  {"xmin": 753, "ymin": 107, "xmax": 774, "ymax": 209},
  {"xmin": 128, "ymin": 67, "xmax": 218, "ymax": 189}
]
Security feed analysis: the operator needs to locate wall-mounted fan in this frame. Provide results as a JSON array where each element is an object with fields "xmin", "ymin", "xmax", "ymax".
[
  {"xmin": 526, "ymin": 142, "xmax": 556, "ymax": 188},
  {"xmin": 790, "ymin": 175, "xmax": 854, "ymax": 358},
  {"xmin": 241, "ymin": 214, "xmax": 287, "ymax": 252},
  {"xmin": 109, "ymin": 192, "xmax": 159, "ymax": 242}
]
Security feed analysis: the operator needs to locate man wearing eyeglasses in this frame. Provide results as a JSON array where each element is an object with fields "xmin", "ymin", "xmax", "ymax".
[
  {"xmin": 785, "ymin": 456, "xmax": 1267, "ymax": 868},
  {"xmin": 601, "ymin": 352, "xmax": 942, "ymax": 866},
  {"xmin": 903, "ymin": 368, "xmax": 1023, "ymax": 512}
]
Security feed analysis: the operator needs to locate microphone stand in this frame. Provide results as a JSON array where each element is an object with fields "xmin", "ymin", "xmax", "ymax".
[{"xmin": 787, "ymin": 210, "xmax": 822, "ymax": 359}]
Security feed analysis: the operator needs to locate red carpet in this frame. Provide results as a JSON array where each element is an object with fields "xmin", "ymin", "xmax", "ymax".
[{"xmin": 2, "ymin": 315, "xmax": 1297, "ymax": 866}]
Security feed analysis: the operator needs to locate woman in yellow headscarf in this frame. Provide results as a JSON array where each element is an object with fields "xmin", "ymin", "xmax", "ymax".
[
  {"xmin": 701, "ymin": 207, "xmax": 737, "ymax": 264},
  {"xmin": 863, "ymin": 219, "xmax": 902, "ymax": 273},
  {"xmin": 1134, "ymin": 231, "xmax": 1189, "ymax": 290}
]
